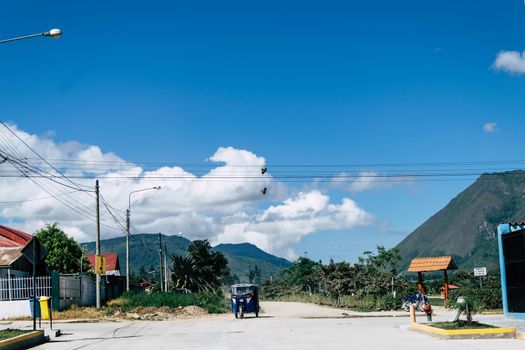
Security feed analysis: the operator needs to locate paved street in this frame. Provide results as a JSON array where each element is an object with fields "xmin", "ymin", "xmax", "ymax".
[{"xmin": 3, "ymin": 302, "xmax": 523, "ymax": 349}]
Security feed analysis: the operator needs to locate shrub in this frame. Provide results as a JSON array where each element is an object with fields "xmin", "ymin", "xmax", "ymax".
[
  {"xmin": 449, "ymin": 270, "xmax": 502, "ymax": 310},
  {"xmin": 111, "ymin": 291, "xmax": 228, "ymax": 314}
]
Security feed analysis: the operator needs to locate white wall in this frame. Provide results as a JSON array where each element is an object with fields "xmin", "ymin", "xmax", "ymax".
[{"xmin": 0, "ymin": 300, "xmax": 31, "ymax": 319}]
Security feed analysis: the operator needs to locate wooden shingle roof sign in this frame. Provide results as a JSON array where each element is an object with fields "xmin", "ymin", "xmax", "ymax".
[{"xmin": 407, "ymin": 256, "xmax": 455, "ymax": 273}]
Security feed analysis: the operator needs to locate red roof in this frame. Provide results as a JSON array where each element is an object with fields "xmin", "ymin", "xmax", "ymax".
[
  {"xmin": 0, "ymin": 225, "xmax": 33, "ymax": 247},
  {"xmin": 87, "ymin": 253, "xmax": 120, "ymax": 272}
]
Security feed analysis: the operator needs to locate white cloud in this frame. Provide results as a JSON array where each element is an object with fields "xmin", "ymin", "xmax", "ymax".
[
  {"xmin": 332, "ymin": 171, "xmax": 413, "ymax": 192},
  {"xmin": 215, "ymin": 190, "xmax": 373, "ymax": 256},
  {"xmin": 0, "ymin": 124, "xmax": 373, "ymax": 258},
  {"xmin": 493, "ymin": 50, "xmax": 525, "ymax": 75},
  {"xmin": 483, "ymin": 122, "xmax": 498, "ymax": 134}
]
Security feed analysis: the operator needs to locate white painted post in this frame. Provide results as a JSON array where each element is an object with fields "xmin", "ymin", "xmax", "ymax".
[{"xmin": 7, "ymin": 268, "xmax": 12, "ymax": 301}]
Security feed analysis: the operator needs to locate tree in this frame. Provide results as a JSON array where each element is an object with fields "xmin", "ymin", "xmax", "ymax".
[
  {"xmin": 171, "ymin": 239, "xmax": 229, "ymax": 292},
  {"xmin": 284, "ymin": 257, "xmax": 321, "ymax": 293},
  {"xmin": 320, "ymin": 261, "xmax": 355, "ymax": 299},
  {"xmin": 35, "ymin": 223, "xmax": 89, "ymax": 274},
  {"xmin": 171, "ymin": 255, "xmax": 213, "ymax": 292},
  {"xmin": 249, "ymin": 265, "xmax": 261, "ymax": 284}
]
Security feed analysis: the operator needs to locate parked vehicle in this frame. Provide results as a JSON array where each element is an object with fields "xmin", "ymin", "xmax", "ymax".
[
  {"xmin": 230, "ymin": 283, "xmax": 260, "ymax": 319},
  {"xmin": 402, "ymin": 293, "xmax": 427, "ymax": 312}
]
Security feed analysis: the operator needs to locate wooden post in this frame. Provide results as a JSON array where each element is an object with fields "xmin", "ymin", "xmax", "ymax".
[
  {"xmin": 410, "ymin": 303, "xmax": 416, "ymax": 323},
  {"xmin": 417, "ymin": 272, "xmax": 424, "ymax": 294},
  {"xmin": 443, "ymin": 269, "xmax": 449, "ymax": 307}
]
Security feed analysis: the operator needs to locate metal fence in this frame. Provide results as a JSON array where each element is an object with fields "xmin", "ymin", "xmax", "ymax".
[{"xmin": 0, "ymin": 276, "xmax": 52, "ymax": 301}]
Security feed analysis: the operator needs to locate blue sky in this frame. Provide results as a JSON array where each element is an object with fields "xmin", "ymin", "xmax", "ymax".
[{"xmin": 1, "ymin": 1, "xmax": 525, "ymax": 262}]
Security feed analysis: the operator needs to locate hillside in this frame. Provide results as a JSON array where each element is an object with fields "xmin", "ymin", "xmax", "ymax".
[
  {"xmin": 214, "ymin": 243, "xmax": 291, "ymax": 268},
  {"xmin": 396, "ymin": 170, "xmax": 525, "ymax": 272},
  {"xmin": 83, "ymin": 234, "xmax": 290, "ymax": 283}
]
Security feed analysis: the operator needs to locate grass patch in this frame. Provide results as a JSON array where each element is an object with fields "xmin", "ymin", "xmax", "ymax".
[
  {"xmin": 0, "ymin": 329, "xmax": 31, "ymax": 341},
  {"xmin": 431, "ymin": 321, "xmax": 496, "ymax": 330},
  {"xmin": 427, "ymin": 296, "xmax": 444, "ymax": 307},
  {"xmin": 108, "ymin": 292, "xmax": 228, "ymax": 314}
]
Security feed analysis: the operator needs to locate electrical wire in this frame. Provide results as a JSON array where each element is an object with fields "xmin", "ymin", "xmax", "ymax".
[{"xmin": 0, "ymin": 122, "xmax": 93, "ymax": 192}]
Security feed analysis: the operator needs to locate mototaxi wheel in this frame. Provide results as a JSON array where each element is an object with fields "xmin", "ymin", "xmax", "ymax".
[
  {"xmin": 239, "ymin": 306, "xmax": 244, "ymax": 319},
  {"xmin": 402, "ymin": 301, "xmax": 410, "ymax": 312}
]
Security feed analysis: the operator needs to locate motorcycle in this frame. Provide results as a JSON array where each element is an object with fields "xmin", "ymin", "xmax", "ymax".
[{"xmin": 402, "ymin": 293, "xmax": 427, "ymax": 312}]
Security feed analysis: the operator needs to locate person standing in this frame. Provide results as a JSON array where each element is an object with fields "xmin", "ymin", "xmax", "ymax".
[{"xmin": 424, "ymin": 302, "xmax": 432, "ymax": 322}]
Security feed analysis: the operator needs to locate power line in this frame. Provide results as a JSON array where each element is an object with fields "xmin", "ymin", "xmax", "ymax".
[
  {"xmin": 17, "ymin": 157, "xmax": 525, "ymax": 168},
  {"xmin": 0, "ymin": 171, "xmax": 524, "ymax": 181},
  {"xmin": 0, "ymin": 121, "xmax": 93, "ymax": 192}
]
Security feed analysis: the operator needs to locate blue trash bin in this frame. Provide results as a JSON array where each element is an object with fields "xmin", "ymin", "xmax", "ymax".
[{"xmin": 29, "ymin": 296, "xmax": 41, "ymax": 318}]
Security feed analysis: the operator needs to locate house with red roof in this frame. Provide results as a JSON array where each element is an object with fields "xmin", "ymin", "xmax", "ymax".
[
  {"xmin": 87, "ymin": 253, "xmax": 121, "ymax": 276},
  {"xmin": 0, "ymin": 225, "xmax": 35, "ymax": 278}
]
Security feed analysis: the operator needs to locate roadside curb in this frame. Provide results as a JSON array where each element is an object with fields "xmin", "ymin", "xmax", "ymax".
[
  {"xmin": 0, "ymin": 330, "xmax": 49, "ymax": 350},
  {"xmin": 410, "ymin": 323, "xmax": 517, "ymax": 340}
]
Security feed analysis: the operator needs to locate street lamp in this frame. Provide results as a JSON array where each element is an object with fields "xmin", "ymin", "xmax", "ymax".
[
  {"xmin": 0, "ymin": 28, "xmax": 62, "ymax": 44},
  {"xmin": 126, "ymin": 186, "xmax": 161, "ymax": 291}
]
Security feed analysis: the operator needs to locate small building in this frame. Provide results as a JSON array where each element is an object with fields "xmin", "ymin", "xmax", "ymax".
[
  {"xmin": 497, "ymin": 223, "xmax": 525, "ymax": 320},
  {"xmin": 407, "ymin": 255, "xmax": 455, "ymax": 305},
  {"xmin": 87, "ymin": 253, "xmax": 121, "ymax": 276},
  {"xmin": 0, "ymin": 225, "xmax": 34, "ymax": 278}
]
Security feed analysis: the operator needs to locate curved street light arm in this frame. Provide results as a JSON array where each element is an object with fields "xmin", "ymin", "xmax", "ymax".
[
  {"xmin": 128, "ymin": 186, "xmax": 161, "ymax": 212},
  {"xmin": 0, "ymin": 29, "xmax": 62, "ymax": 44}
]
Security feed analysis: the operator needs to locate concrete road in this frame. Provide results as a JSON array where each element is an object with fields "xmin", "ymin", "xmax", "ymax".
[{"xmin": 5, "ymin": 301, "xmax": 523, "ymax": 349}]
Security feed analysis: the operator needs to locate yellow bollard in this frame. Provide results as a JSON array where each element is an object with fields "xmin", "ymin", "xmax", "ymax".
[{"xmin": 410, "ymin": 303, "xmax": 416, "ymax": 324}]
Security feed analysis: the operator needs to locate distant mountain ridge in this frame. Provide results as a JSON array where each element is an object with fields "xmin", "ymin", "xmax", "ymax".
[
  {"xmin": 213, "ymin": 243, "xmax": 291, "ymax": 268},
  {"xmin": 83, "ymin": 234, "xmax": 291, "ymax": 283},
  {"xmin": 396, "ymin": 170, "xmax": 525, "ymax": 272}
]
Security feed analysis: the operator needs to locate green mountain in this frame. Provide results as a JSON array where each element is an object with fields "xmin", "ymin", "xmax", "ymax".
[
  {"xmin": 83, "ymin": 234, "xmax": 291, "ymax": 283},
  {"xmin": 214, "ymin": 243, "xmax": 291, "ymax": 268},
  {"xmin": 396, "ymin": 170, "xmax": 525, "ymax": 272}
]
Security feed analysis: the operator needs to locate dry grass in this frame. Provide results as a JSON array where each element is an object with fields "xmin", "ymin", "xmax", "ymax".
[
  {"xmin": 9, "ymin": 305, "xmax": 107, "ymax": 321},
  {"xmin": 7, "ymin": 292, "xmax": 226, "ymax": 322},
  {"xmin": 52, "ymin": 305, "xmax": 108, "ymax": 320}
]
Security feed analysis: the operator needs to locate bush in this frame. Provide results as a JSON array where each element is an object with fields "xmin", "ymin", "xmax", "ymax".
[
  {"xmin": 447, "ymin": 295, "xmax": 481, "ymax": 324},
  {"xmin": 449, "ymin": 270, "xmax": 502, "ymax": 310},
  {"xmin": 448, "ymin": 287, "xmax": 501, "ymax": 310},
  {"xmin": 111, "ymin": 291, "xmax": 228, "ymax": 314},
  {"xmin": 375, "ymin": 294, "xmax": 398, "ymax": 311},
  {"xmin": 265, "ymin": 292, "xmax": 401, "ymax": 311}
]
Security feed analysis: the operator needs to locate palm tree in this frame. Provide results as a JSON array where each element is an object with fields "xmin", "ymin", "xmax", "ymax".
[{"xmin": 171, "ymin": 254, "xmax": 213, "ymax": 292}]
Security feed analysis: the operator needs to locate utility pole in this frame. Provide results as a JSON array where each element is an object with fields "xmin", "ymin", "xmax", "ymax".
[
  {"xmin": 158, "ymin": 233, "xmax": 163, "ymax": 292},
  {"xmin": 126, "ymin": 186, "xmax": 160, "ymax": 292},
  {"xmin": 164, "ymin": 242, "xmax": 169, "ymax": 292},
  {"xmin": 95, "ymin": 180, "xmax": 101, "ymax": 309},
  {"xmin": 32, "ymin": 237, "xmax": 37, "ymax": 331},
  {"xmin": 126, "ymin": 209, "xmax": 130, "ymax": 292}
]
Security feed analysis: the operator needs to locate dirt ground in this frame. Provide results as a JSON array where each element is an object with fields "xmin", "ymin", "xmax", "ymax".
[{"xmin": 9, "ymin": 304, "xmax": 210, "ymax": 322}]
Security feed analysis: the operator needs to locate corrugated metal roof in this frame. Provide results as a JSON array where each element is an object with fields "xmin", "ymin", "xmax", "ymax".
[
  {"xmin": 0, "ymin": 247, "xmax": 24, "ymax": 266},
  {"xmin": 0, "ymin": 225, "xmax": 32, "ymax": 247},
  {"xmin": 407, "ymin": 256, "xmax": 454, "ymax": 272}
]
